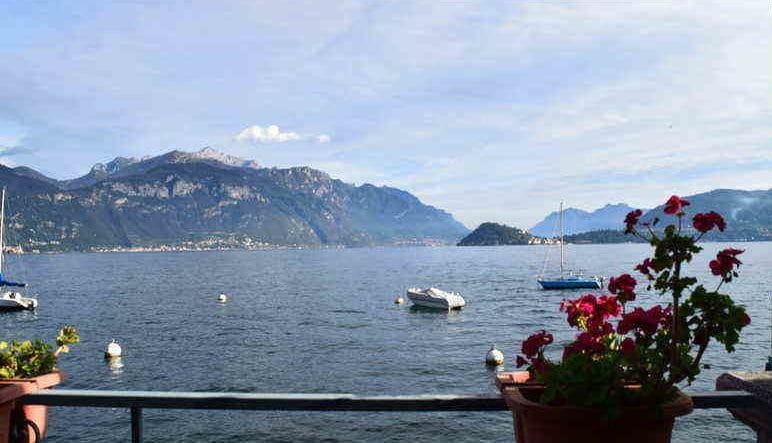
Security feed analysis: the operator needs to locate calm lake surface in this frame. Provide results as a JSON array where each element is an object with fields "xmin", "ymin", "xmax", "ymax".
[{"xmin": 1, "ymin": 243, "xmax": 770, "ymax": 442}]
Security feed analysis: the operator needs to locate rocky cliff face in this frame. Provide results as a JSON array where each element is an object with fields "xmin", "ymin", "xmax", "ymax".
[{"xmin": 0, "ymin": 149, "xmax": 468, "ymax": 251}]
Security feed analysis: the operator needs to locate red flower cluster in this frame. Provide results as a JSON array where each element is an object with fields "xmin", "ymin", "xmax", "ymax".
[
  {"xmin": 561, "ymin": 294, "xmax": 622, "ymax": 357},
  {"xmin": 634, "ymin": 258, "xmax": 658, "ymax": 280},
  {"xmin": 617, "ymin": 305, "xmax": 670, "ymax": 336},
  {"xmin": 624, "ymin": 209, "xmax": 643, "ymax": 234},
  {"xmin": 521, "ymin": 330, "xmax": 553, "ymax": 358},
  {"xmin": 608, "ymin": 273, "xmax": 637, "ymax": 303},
  {"xmin": 692, "ymin": 211, "xmax": 726, "ymax": 233},
  {"xmin": 564, "ymin": 332, "xmax": 606, "ymax": 357},
  {"xmin": 561, "ymin": 294, "xmax": 620, "ymax": 331},
  {"xmin": 517, "ymin": 330, "xmax": 553, "ymax": 374},
  {"xmin": 709, "ymin": 248, "xmax": 743, "ymax": 278},
  {"xmin": 663, "ymin": 195, "xmax": 690, "ymax": 215}
]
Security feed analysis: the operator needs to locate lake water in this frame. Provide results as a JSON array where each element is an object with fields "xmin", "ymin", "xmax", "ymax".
[{"xmin": 1, "ymin": 243, "xmax": 770, "ymax": 442}]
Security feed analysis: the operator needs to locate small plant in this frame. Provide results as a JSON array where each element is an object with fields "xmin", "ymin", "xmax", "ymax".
[
  {"xmin": 515, "ymin": 196, "xmax": 750, "ymax": 416},
  {"xmin": 0, "ymin": 326, "xmax": 79, "ymax": 379}
]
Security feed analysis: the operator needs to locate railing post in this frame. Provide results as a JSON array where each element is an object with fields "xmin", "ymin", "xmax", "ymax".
[{"xmin": 130, "ymin": 406, "xmax": 142, "ymax": 443}]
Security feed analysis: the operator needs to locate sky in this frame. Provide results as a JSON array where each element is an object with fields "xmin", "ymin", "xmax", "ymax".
[{"xmin": 0, "ymin": 1, "xmax": 770, "ymax": 228}]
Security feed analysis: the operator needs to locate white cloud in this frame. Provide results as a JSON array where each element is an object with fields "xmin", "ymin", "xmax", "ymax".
[
  {"xmin": 234, "ymin": 124, "xmax": 301, "ymax": 144},
  {"xmin": 233, "ymin": 125, "xmax": 332, "ymax": 145}
]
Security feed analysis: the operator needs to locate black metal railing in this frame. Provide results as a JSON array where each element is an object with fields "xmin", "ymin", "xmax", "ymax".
[{"xmin": 20, "ymin": 389, "xmax": 765, "ymax": 443}]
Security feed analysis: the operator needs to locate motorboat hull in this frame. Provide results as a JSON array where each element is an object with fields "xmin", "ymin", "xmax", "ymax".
[{"xmin": 406, "ymin": 287, "xmax": 466, "ymax": 310}]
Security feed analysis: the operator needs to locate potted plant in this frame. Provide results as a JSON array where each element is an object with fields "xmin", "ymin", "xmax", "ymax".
[
  {"xmin": 0, "ymin": 326, "xmax": 78, "ymax": 443},
  {"xmin": 500, "ymin": 196, "xmax": 751, "ymax": 443}
]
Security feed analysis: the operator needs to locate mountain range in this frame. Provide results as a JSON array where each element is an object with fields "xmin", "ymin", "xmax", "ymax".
[
  {"xmin": 0, "ymin": 148, "xmax": 469, "ymax": 252},
  {"xmin": 529, "ymin": 203, "xmax": 643, "ymax": 237},
  {"xmin": 530, "ymin": 190, "xmax": 772, "ymax": 241}
]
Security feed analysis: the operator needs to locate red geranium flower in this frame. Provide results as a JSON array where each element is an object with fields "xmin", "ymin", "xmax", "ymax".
[
  {"xmin": 663, "ymin": 195, "xmax": 690, "ymax": 215},
  {"xmin": 742, "ymin": 312, "xmax": 751, "ymax": 326},
  {"xmin": 634, "ymin": 258, "xmax": 658, "ymax": 280},
  {"xmin": 620, "ymin": 337, "xmax": 636, "ymax": 358},
  {"xmin": 562, "ymin": 294, "xmax": 621, "ymax": 330},
  {"xmin": 709, "ymin": 248, "xmax": 744, "ymax": 278},
  {"xmin": 624, "ymin": 209, "xmax": 643, "ymax": 234},
  {"xmin": 564, "ymin": 332, "xmax": 606, "ymax": 357},
  {"xmin": 692, "ymin": 211, "xmax": 726, "ymax": 233},
  {"xmin": 618, "ymin": 305, "xmax": 670, "ymax": 336},
  {"xmin": 522, "ymin": 330, "xmax": 553, "ymax": 358},
  {"xmin": 608, "ymin": 274, "xmax": 637, "ymax": 303}
]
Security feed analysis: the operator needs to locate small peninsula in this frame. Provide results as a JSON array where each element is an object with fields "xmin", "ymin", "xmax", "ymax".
[{"xmin": 457, "ymin": 222, "xmax": 542, "ymax": 246}]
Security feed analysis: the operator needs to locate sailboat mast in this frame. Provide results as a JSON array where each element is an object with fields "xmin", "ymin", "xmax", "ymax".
[
  {"xmin": 559, "ymin": 200, "xmax": 564, "ymax": 276},
  {"xmin": 0, "ymin": 187, "xmax": 5, "ymax": 274}
]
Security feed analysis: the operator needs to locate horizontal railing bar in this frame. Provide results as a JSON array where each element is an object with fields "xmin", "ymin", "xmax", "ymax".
[
  {"xmin": 689, "ymin": 390, "xmax": 766, "ymax": 409},
  {"xmin": 20, "ymin": 390, "xmax": 508, "ymax": 411},
  {"xmin": 20, "ymin": 390, "xmax": 765, "ymax": 411}
]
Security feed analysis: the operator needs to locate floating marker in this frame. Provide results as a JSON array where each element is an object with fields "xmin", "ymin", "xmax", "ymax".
[
  {"xmin": 485, "ymin": 344, "xmax": 504, "ymax": 367},
  {"xmin": 394, "ymin": 296, "xmax": 405, "ymax": 304},
  {"xmin": 218, "ymin": 293, "xmax": 228, "ymax": 303},
  {"xmin": 105, "ymin": 340, "xmax": 122, "ymax": 358}
]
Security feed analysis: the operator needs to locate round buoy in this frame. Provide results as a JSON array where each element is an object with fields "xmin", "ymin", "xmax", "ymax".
[
  {"xmin": 394, "ymin": 296, "xmax": 405, "ymax": 304},
  {"xmin": 218, "ymin": 293, "xmax": 228, "ymax": 303},
  {"xmin": 105, "ymin": 340, "xmax": 122, "ymax": 359},
  {"xmin": 485, "ymin": 344, "xmax": 504, "ymax": 367}
]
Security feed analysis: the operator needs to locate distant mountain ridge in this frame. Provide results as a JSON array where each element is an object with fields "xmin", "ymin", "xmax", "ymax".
[
  {"xmin": 531, "ymin": 189, "xmax": 772, "ymax": 242},
  {"xmin": 529, "ymin": 203, "xmax": 642, "ymax": 237},
  {"xmin": 0, "ymin": 148, "xmax": 468, "ymax": 251}
]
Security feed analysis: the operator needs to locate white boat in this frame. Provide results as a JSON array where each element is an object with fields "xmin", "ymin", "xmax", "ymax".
[
  {"xmin": 0, "ymin": 291, "xmax": 36, "ymax": 310},
  {"xmin": 406, "ymin": 287, "xmax": 466, "ymax": 310},
  {"xmin": 0, "ymin": 188, "xmax": 36, "ymax": 311}
]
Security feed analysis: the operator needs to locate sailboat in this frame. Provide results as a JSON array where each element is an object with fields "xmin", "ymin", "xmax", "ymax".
[
  {"xmin": 537, "ymin": 201, "xmax": 602, "ymax": 290},
  {"xmin": 0, "ymin": 188, "xmax": 37, "ymax": 311}
]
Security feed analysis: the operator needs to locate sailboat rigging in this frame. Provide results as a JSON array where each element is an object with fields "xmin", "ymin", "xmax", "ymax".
[{"xmin": 537, "ymin": 201, "xmax": 603, "ymax": 290}]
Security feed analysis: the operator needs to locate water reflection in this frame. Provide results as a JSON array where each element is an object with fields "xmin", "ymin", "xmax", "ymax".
[{"xmin": 105, "ymin": 357, "xmax": 124, "ymax": 377}]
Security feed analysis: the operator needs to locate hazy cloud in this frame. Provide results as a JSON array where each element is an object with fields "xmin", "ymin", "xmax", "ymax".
[{"xmin": 0, "ymin": 145, "xmax": 35, "ymax": 156}]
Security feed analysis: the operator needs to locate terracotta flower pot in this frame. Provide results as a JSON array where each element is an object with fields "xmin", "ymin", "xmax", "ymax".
[
  {"xmin": 497, "ymin": 371, "xmax": 693, "ymax": 443},
  {"xmin": 0, "ymin": 370, "xmax": 66, "ymax": 443},
  {"xmin": 0, "ymin": 385, "xmax": 24, "ymax": 443}
]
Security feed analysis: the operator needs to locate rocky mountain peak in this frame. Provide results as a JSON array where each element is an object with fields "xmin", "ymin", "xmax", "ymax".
[{"xmin": 182, "ymin": 147, "xmax": 260, "ymax": 169}]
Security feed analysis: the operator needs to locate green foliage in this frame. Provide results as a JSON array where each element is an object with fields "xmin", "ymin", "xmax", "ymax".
[
  {"xmin": 457, "ymin": 222, "xmax": 536, "ymax": 246},
  {"xmin": 539, "ymin": 353, "xmax": 627, "ymax": 418},
  {"xmin": 0, "ymin": 326, "xmax": 79, "ymax": 379},
  {"xmin": 563, "ymin": 229, "xmax": 647, "ymax": 244}
]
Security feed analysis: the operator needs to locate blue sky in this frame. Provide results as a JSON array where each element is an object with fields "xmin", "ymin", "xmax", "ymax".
[{"xmin": 1, "ymin": 1, "xmax": 770, "ymax": 227}]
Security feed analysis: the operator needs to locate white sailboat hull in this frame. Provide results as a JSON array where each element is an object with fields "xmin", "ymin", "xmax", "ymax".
[
  {"xmin": 0, "ymin": 292, "xmax": 37, "ymax": 310},
  {"xmin": 406, "ymin": 287, "xmax": 466, "ymax": 310}
]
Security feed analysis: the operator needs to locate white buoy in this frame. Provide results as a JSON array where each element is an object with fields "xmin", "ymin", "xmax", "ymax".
[
  {"xmin": 218, "ymin": 293, "xmax": 228, "ymax": 303},
  {"xmin": 105, "ymin": 340, "xmax": 122, "ymax": 359},
  {"xmin": 485, "ymin": 344, "xmax": 504, "ymax": 367},
  {"xmin": 394, "ymin": 296, "xmax": 405, "ymax": 304}
]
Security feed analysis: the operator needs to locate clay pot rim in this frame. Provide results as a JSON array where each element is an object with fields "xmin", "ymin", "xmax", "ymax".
[
  {"xmin": 0, "ymin": 384, "xmax": 23, "ymax": 404},
  {"xmin": 0, "ymin": 369, "xmax": 66, "ymax": 393},
  {"xmin": 503, "ymin": 384, "xmax": 694, "ymax": 419}
]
